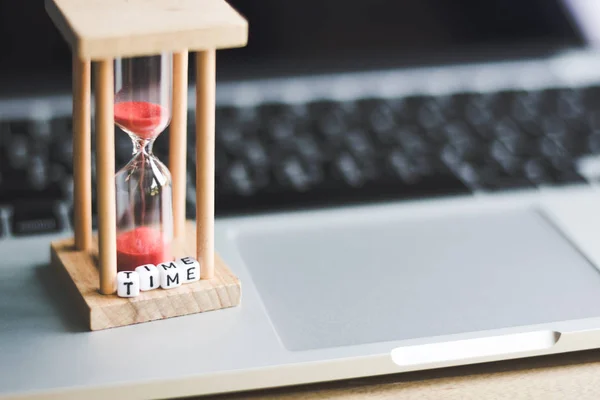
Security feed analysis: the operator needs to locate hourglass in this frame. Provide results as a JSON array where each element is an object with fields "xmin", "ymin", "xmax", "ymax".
[
  {"xmin": 45, "ymin": 0, "xmax": 248, "ymax": 330},
  {"xmin": 114, "ymin": 54, "xmax": 174, "ymax": 272}
]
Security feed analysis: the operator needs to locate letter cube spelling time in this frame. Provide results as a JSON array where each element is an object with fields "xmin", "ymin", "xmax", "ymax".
[
  {"xmin": 177, "ymin": 257, "xmax": 201, "ymax": 283},
  {"xmin": 46, "ymin": 0, "xmax": 247, "ymax": 330},
  {"xmin": 117, "ymin": 271, "xmax": 140, "ymax": 298},
  {"xmin": 135, "ymin": 265, "xmax": 160, "ymax": 291},
  {"xmin": 158, "ymin": 262, "xmax": 183, "ymax": 289}
]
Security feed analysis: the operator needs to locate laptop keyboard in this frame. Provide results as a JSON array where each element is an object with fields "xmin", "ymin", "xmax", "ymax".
[{"xmin": 1, "ymin": 86, "xmax": 599, "ymax": 237}]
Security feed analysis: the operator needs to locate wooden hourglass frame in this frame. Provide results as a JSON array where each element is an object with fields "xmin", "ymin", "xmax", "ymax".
[{"xmin": 45, "ymin": 0, "xmax": 248, "ymax": 331}]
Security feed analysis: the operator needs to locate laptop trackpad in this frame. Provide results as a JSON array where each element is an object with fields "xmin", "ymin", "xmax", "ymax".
[{"xmin": 235, "ymin": 208, "xmax": 600, "ymax": 351}]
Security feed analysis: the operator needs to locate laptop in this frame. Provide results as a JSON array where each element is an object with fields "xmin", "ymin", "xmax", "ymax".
[{"xmin": 4, "ymin": 0, "xmax": 600, "ymax": 398}]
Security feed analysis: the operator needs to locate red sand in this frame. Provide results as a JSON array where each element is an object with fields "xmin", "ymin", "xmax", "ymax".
[
  {"xmin": 114, "ymin": 101, "xmax": 166, "ymax": 140},
  {"xmin": 116, "ymin": 226, "xmax": 172, "ymax": 272}
]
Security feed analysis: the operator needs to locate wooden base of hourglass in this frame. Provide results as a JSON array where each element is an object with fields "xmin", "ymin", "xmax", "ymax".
[{"xmin": 49, "ymin": 221, "xmax": 241, "ymax": 331}]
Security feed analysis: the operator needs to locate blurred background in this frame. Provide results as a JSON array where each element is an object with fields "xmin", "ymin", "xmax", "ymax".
[
  {"xmin": 0, "ymin": 0, "xmax": 597, "ymax": 237},
  {"xmin": 0, "ymin": 0, "xmax": 583, "ymax": 85}
]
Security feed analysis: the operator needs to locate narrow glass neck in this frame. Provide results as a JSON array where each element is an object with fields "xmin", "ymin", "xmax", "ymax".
[{"xmin": 133, "ymin": 138, "xmax": 154, "ymax": 155}]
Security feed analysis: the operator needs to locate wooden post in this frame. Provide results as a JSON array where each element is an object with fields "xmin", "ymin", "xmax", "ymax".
[
  {"xmin": 170, "ymin": 51, "xmax": 189, "ymax": 241},
  {"xmin": 195, "ymin": 50, "xmax": 216, "ymax": 279},
  {"xmin": 72, "ymin": 56, "xmax": 92, "ymax": 251},
  {"xmin": 95, "ymin": 59, "xmax": 117, "ymax": 295}
]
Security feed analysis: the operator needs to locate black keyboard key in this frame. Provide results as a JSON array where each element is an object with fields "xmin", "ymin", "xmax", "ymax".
[
  {"xmin": 388, "ymin": 150, "xmax": 421, "ymax": 184},
  {"xmin": 51, "ymin": 135, "xmax": 74, "ymax": 168},
  {"xmin": 217, "ymin": 126, "xmax": 245, "ymax": 153},
  {"xmin": 442, "ymin": 123, "xmax": 484, "ymax": 161},
  {"xmin": 224, "ymin": 161, "xmax": 256, "ymax": 196},
  {"xmin": 344, "ymin": 129, "xmax": 375, "ymax": 161},
  {"xmin": 587, "ymin": 133, "xmax": 600, "ymax": 154},
  {"xmin": 584, "ymin": 86, "xmax": 600, "ymax": 115},
  {"xmin": 541, "ymin": 116, "xmax": 568, "ymax": 139},
  {"xmin": 541, "ymin": 116, "xmax": 586, "ymax": 155},
  {"xmin": 294, "ymin": 135, "xmax": 324, "ymax": 163},
  {"xmin": 497, "ymin": 132, "xmax": 535, "ymax": 157},
  {"xmin": 334, "ymin": 152, "xmax": 368, "ymax": 187},
  {"xmin": 453, "ymin": 139, "xmax": 484, "ymax": 162},
  {"xmin": 484, "ymin": 176, "xmax": 534, "ymax": 191},
  {"xmin": 440, "ymin": 145, "xmax": 463, "ymax": 170},
  {"xmin": 51, "ymin": 117, "xmax": 73, "ymax": 135},
  {"xmin": 411, "ymin": 155, "xmax": 438, "ymax": 177},
  {"xmin": 11, "ymin": 201, "xmax": 63, "ymax": 236},
  {"xmin": 27, "ymin": 156, "xmax": 49, "ymax": 191},
  {"xmin": 480, "ymin": 90, "xmax": 511, "ymax": 118},
  {"xmin": 443, "ymin": 121, "xmax": 475, "ymax": 144},
  {"xmin": 540, "ymin": 137, "xmax": 569, "ymax": 159},
  {"xmin": 277, "ymin": 156, "xmax": 314, "ymax": 192},
  {"xmin": 311, "ymin": 101, "xmax": 356, "ymax": 143},
  {"xmin": 511, "ymin": 90, "xmax": 542, "ymax": 122},
  {"xmin": 264, "ymin": 117, "xmax": 296, "ymax": 143},
  {"xmin": 187, "ymin": 111, "xmax": 197, "ymax": 133},
  {"xmin": 60, "ymin": 177, "xmax": 74, "ymax": 203},
  {"xmin": 8, "ymin": 120, "xmax": 31, "ymax": 136},
  {"xmin": 554, "ymin": 169, "xmax": 586, "ymax": 185},
  {"xmin": 251, "ymin": 165, "xmax": 271, "ymax": 192},
  {"xmin": 395, "ymin": 126, "xmax": 432, "ymax": 154},
  {"xmin": 417, "ymin": 98, "xmax": 446, "ymax": 130},
  {"xmin": 465, "ymin": 99, "xmax": 494, "ymax": 127},
  {"xmin": 469, "ymin": 120, "xmax": 497, "ymax": 142},
  {"xmin": 399, "ymin": 96, "xmax": 428, "ymax": 120},
  {"xmin": 455, "ymin": 162, "xmax": 481, "ymax": 188},
  {"xmin": 493, "ymin": 118, "xmax": 522, "ymax": 139},
  {"xmin": 457, "ymin": 161, "xmax": 503, "ymax": 189},
  {"xmin": 556, "ymin": 90, "xmax": 585, "ymax": 120},
  {"xmin": 359, "ymin": 98, "xmax": 397, "ymax": 135},
  {"xmin": 490, "ymin": 141, "xmax": 522, "ymax": 174},
  {"xmin": 7, "ymin": 134, "xmax": 30, "ymax": 169},
  {"xmin": 186, "ymin": 200, "xmax": 196, "ymax": 219},
  {"xmin": 30, "ymin": 119, "xmax": 53, "ymax": 141},
  {"xmin": 242, "ymin": 139, "xmax": 269, "ymax": 169},
  {"xmin": 523, "ymin": 158, "xmax": 554, "ymax": 184},
  {"xmin": 553, "ymin": 135, "xmax": 586, "ymax": 157},
  {"xmin": 430, "ymin": 120, "xmax": 473, "ymax": 144},
  {"xmin": 90, "ymin": 153, "xmax": 97, "ymax": 184},
  {"xmin": 215, "ymin": 148, "xmax": 229, "ymax": 174}
]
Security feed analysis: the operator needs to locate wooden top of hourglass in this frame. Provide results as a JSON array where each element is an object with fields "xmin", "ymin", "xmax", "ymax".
[{"xmin": 45, "ymin": 0, "xmax": 247, "ymax": 59}]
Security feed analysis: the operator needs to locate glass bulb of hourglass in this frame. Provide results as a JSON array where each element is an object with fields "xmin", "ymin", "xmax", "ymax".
[{"xmin": 114, "ymin": 53, "xmax": 174, "ymax": 272}]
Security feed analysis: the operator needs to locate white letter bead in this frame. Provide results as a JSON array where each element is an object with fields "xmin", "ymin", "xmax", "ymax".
[
  {"xmin": 158, "ymin": 262, "xmax": 182, "ymax": 289},
  {"xmin": 176, "ymin": 257, "xmax": 200, "ymax": 283},
  {"xmin": 117, "ymin": 271, "xmax": 140, "ymax": 298},
  {"xmin": 135, "ymin": 264, "xmax": 160, "ymax": 291}
]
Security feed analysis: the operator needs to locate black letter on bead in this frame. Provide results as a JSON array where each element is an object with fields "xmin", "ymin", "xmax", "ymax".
[
  {"xmin": 161, "ymin": 262, "xmax": 177, "ymax": 270},
  {"xmin": 187, "ymin": 267, "xmax": 196, "ymax": 281},
  {"xmin": 167, "ymin": 273, "xmax": 179, "ymax": 286},
  {"xmin": 181, "ymin": 257, "xmax": 194, "ymax": 265},
  {"xmin": 123, "ymin": 281, "xmax": 133, "ymax": 295}
]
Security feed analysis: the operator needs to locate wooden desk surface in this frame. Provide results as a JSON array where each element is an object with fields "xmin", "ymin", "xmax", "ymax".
[{"xmin": 207, "ymin": 349, "xmax": 600, "ymax": 399}]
